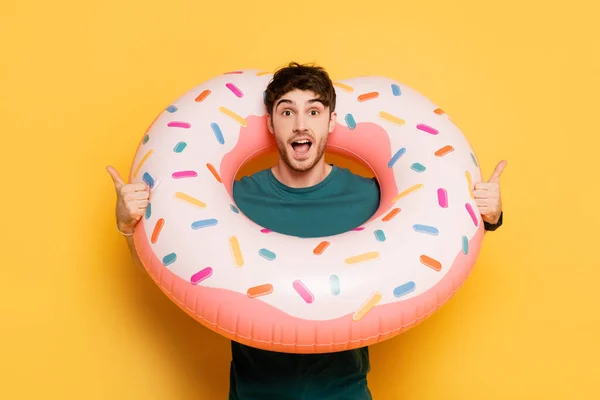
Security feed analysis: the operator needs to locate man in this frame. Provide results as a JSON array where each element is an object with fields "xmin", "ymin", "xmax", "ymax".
[{"xmin": 107, "ymin": 62, "xmax": 505, "ymax": 399}]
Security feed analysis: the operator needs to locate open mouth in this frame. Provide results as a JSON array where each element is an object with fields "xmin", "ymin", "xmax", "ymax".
[{"xmin": 290, "ymin": 139, "xmax": 312, "ymax": 158}]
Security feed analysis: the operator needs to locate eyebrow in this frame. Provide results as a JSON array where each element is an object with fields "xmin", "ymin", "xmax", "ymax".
[{"xmin": 275, "ymin": 98, "xmax": 324, "ymax": 109}]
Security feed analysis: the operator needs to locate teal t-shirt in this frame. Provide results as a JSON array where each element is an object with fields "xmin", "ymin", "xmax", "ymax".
[{"xmin": 229, "ymin": 165, "xmax": 381, "ymax": 400}]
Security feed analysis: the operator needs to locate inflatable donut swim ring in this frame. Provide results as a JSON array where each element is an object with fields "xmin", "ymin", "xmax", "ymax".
[{"xmin": 128, "ymin": 69, "xmax": 485, "ymax": 354}]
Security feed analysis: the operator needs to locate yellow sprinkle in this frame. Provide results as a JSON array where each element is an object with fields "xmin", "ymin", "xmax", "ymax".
[
  {"xmin": 256, "ymin": 71, "xmax": 272, "ymax": 76},
  {"xmin": 353, "ymin": 292, "xmax": 382, "ymax": 322},
  {"xmin": 229, "ymin": 236, "xmax": 244, "ymax": 267},
  {"xmin": 466, "ymin": 171, "xmax": 474, "ymax": 199},
  {"xmin": 392, "ymin": 184, "xmax": 424, "ymax": 202},
  {"xmin": 174, "ymin": 192, "xmax": 206, "ymax": 208},
  {"xmin": 345, "ymin": 251, "xmax": 380, "ymax": 265},
  {"xmin": 333, "ymin": 82, "xmax": 354, "ymax": 92},
  {"xmin": 133, "ymin": 149, "xmax": 153, "ymax": 178},
  {"xmin": 219, "ymin": 106, "xmax": 247, "ymax": 127},
  {"xmin": 379, "ymin": 111, "xmax": 406, "ymax": 126}
]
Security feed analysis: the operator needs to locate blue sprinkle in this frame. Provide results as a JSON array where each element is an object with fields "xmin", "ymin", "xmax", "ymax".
[
  {"xmin": 345, "ymin": 113, "xmax": 356, "ymax": 130},
  {"xmin": 211, "ymin": 122, "xmax": 225, "ymax": 145},
  {"xmin": 263, "ymin": 91, "xmax": 267, "ymax": 102},
  {"xmin": 230, "ymin": 204, "xmax": 239, "ymax": 214},
  {"xmin": 470, "ymin": 153, "xmax": 478, "ymax": 167},
  {"xmin": 388, "ymin": 148, "xmax": 406, "ymax": 168},
  {"xmin": 142, "ymin": 172, "xmax": 155, "ymax": 188},
  {"xmin": 374, "ymin": 229, "xmax": 386, "ymax": 242},
  {"xmin": 145, "ymin": 203, "xmax": 152, "ymax": 219},
  {"xmin": 162, "ymin": 253, "xmax": 177, "ymax": 266},
  {"xmin": 411, "ymin": 163, "xmax": 426, "ymax": 172},
  {"xmin": 462, "ymin": 236, "xmax": 469, "ymax": 254},
  {"xmin": 393, "ymin": 281, "xmax": 416, "ymax": 298},
  {"xmin": 413, "ymin": 224, "xmax": 439, "ymax": 236},
  {"xmin": 259, "ymin": 248, "xmax": 276, "ymax": 261},
  {"xmin": 191, "ymin": 219, "xmax": 219, "ymax": 229},
  {"xmin": 142, "ymin": 135, "xmax": 149, "ymax": 144},
  {"xmin": 166, "ymin": 105, "xmax": 178, "ymax": 113},
  {"xmin": 330, "ymin": 275, "xmax": 340, "ymax": 296},
  {"xmin": 391, "ymin": 84, "xmax": 401, "ymax": 96},
  {"xmin": 173, "ymin": 141, "xmax": 187, "ymax": 153}
]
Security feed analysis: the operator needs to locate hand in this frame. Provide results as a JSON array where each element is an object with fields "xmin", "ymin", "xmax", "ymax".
[
  {"xmin": 474, "ymin": 160, "xmax": 506, "ymax": 225},
  {"xmin": 106, "ymin": 166, "xmax": 150, "ymax": 234}
]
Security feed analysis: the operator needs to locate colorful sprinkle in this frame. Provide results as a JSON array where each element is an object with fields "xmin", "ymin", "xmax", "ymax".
[
  {"xmin": 191, "ymin": 267, "xmax": 213, "ymax": 285},
  {"xmin": 162, "ymin": 253, "xmax": 177, "ymax": 266},
  {"xmin": 247, "ymin": 284, "xmax": 274, "ymax": 298},
  {"xmin": 313, "ymin": 241, "xmax": 330, "ymax": 255},
  {"xmin": 388, "ymin": 148, "xmax": 406, "ymax": 168},
  {"xmin": 142, "ymin": 135, "xmax": 149, "ymax": 144},
  {"xmin": 466, "ymin": 170, "xmax": 474, "ymax": 199},
  {"xmin": 259, "ymin": 248, "xmax": 276, "ymax": 261},
  {"xmin": 352, "ymin": 226, "xmax": 365, "ymax": 231},
  {"xmin": 437, "ymin": 188, "xmax": 448, "ymax": 208},
  {"xmin": 151, "ymin": 218, "xmax": 165, "ymax": 244},
  {"xmin": 379, "ymin": 111, "xmax": 406, "ymax": 126},
  {"xmin": 392, "ymin": 184, "xmax": 423, "ymax": 202},
  {"xmin": 175, "ymin": 192, "xmax": 206, "ymax": 208},
  {"xmin": 133, "ymin": 150, "xmax": 153, "ymax": 178},
  {"xmin": 142, "ymin": 172, "xmax": 155, "ymax": 188},
  {"xmin": 195, "ymin": 89, "xmax": 211, "ymax": 102},
  {"xmin": 435, "ymin": 145, "xmax": 454, "ymax": 157},
  {"xmin": 226, "ymin": 82, "xmax": 244, "ymax": 98},
  {"xmin": 345, "ymin": 251, "xmax": 379, "ymax": 264},
  {"xmin": 206, "ymin": 163, "xmax": 222, "ymax": 183},
  {"xmin": 417, "ymin": 123, "xmax": 439, "ymax": 135},
  {"xmin": 166, "ymin": 105, "xmax": 178, "ymax": 113},
  {"xmin": 260, "ymin": 228, "xmax": 272, "ymax": 234},
  {"xmin": 173, "ymin": 141, "xmax": 187, "ymax": 153},
  {"xmin": 293, "ymin": 280, "xmax": 314, "ymax": 303},
  {"xmin": 211, "ymin": 122, "xmax": 225, "ymax": 144},
  {"xmin": 374, "ymin": 229, "xmax": 386, "ymax": 242},
  {"xmin": 411, "ymin": 163, "xmax": 426, "ymax": 172},
  {"xmin": 420, "ymin": 255, "xmax": 441, "ymax": 271},
  {"xmin": 167, "ymin": 121, "xmax": 191, "ymax": 129},
  {"xmin": 145, "ymin": 203, "xmax": 152, "ymax": 219},
  {"xmin": 230, "ymin": 204, "xmax": 239, "ymax": 213},
  {"xmin": 353, "ymin": 292, "xmax": 382, "ymax": 322},
  {"xmin": 462, "ymin": 236, "xmax": 469, "ymax": 254},
  {"xmin": 358, "ymin": 92, "xmax": 379, "ymax": 102},
  {"xmin": 229, "ymin": 236, "xmax": 244, "ymax": 267},
  {"xmin": 191, "ymin": 219, "xmax": 218, "ymax": 229},
  {"xmin": 471, "ymin": 153, "xmax": 478, "ymax": 167},
  {"xmin": 172, "ymin": 170, "xmax": 198, "ymax": 179},
  {"xmin": 333, "ymin": 81, "xmax": 354, "ymax": 92},
  {"xmin": 393, "ymin": 281, "xmax": 416, "ymax": 298},
  {"xmin": 219, "ymin": 106, "xmax": 247, "ymax": 127},
  {"xmin": 391, "ymin": 84, "xmax": 401, "ymax": 96},
  {"xmin": 224, "ymin": 71, "xmax": 243, "ymax": 74},
  {"xmin": 345, "ymin": 113, "xmax": 356, "ymax": 129},
  {"xmin": 413, "ymin": 224, "xmax": 439, "ymax": 235},
  {"xmin": 256, "ymin": 71, "xmax": 272, "ymax": 76},
  {"xmin": 382, "ymin": 208, "xmax": 400, "ymax": 221},
  {"xmin": 329, "ymin": 275, "xmax": 340, "ymax": 296},
  {"xmin": 434, "ymin": 108, "xmax": 445, "ymax": 115},
  {"xmin": 465, "ymin": 203, "xmax": 479, "ymax": 226}
]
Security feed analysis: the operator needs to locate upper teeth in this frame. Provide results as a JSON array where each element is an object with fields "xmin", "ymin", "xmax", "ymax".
[{"xmin": 295, "ymin": 140, "xmax": 309, "ymax": 143}]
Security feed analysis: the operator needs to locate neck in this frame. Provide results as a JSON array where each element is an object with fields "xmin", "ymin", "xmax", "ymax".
[{"xmin": 272, "ymin": 158, "xmax": 332, "ymax": 188}]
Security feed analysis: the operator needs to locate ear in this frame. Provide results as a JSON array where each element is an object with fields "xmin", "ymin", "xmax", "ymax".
[
  {"xmin": 328, "ymin": 111, "xmax": 337, "ymax": 133},
  {"xmin": 267, "ymin": 113, "xmax": 274, "ymax": 134}
]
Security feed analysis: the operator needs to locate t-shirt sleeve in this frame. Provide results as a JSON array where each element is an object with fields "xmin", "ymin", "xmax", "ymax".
[{"xmin": 484, "ymin": 211, "xmax": 503, "ymax": 231}]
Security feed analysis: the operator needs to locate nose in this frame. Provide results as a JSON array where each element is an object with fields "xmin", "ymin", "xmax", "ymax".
[{"xmin": 293, "ymin": 114, "xmax": 307, "ymax": 132}]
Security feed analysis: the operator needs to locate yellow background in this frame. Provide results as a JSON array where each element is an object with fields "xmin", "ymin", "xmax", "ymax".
[{"xmin": 1, "ymin": 0, "xmax": 599, "ymax": 398}]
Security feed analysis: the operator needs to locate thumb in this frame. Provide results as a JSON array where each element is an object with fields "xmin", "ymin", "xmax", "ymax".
[
  {"xmin": 488, "ymin": 160, "xmax": 507, "ymax": 182},
  {"xmin": 106, "ymin": 165, "xmax": 126, "ymax": 189}
]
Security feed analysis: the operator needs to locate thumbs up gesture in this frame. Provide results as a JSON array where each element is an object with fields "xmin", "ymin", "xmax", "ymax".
[
  {"xmin": 106, "ymin": 166, "xmax": 150, "ymax": 235},
  {"xmin": 474, "ymin": 160, "xmax": 506, "ymax": 225}
]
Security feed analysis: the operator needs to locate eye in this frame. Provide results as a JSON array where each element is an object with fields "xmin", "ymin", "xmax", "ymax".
[
  {"xmin": 282, "ymin": 110, "xmax": 292, "ymax": 116},
  {"xmin": 309, "ymin": 110, "xmax": 319, "ymax": 116}
]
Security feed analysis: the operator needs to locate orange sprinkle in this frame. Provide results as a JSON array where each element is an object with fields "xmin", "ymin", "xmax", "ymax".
[
  {"xmin": 434, "ymin": 108, "xmax": 445, "ymax": 115},
  {"xmin": 420, "ymin": 255, "xmax": 442, "ymax": 271},
  {"xmin": 358, "ymin": 92, "xmax": 379, "ymax": 102},
  {"xmin": 151, "ymin": 218, "xmax": 165, "ymax": 244},
  {"xmin": 206, "ymin": 163, "xmax": 222, "ymax": 183},
  {"xmin": 133, "ymin": 149, "xmax": 153, "ymax": 178},
  {"xmin": 247, "ymin": 284, "xmax": 274, "ymax": 298},
  {"xmin": 313, "ymin": 241, "xmax": 330, "ymax": 255},
  {"xmin": 435, "ymin": 145, "xmax": 454, "ymax": 157},
  {"xmin": 382, "ymin": 208, "xmax": 401, "ymax": 222},
  {"xmin": 195, "ymin": 90, "xmax": 211, "ymax": 102}
]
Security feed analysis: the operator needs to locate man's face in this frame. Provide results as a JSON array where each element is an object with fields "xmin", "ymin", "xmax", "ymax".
[{"xmin": 268, "ymin": 89, "xmax": 337, "ymax": 172}]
